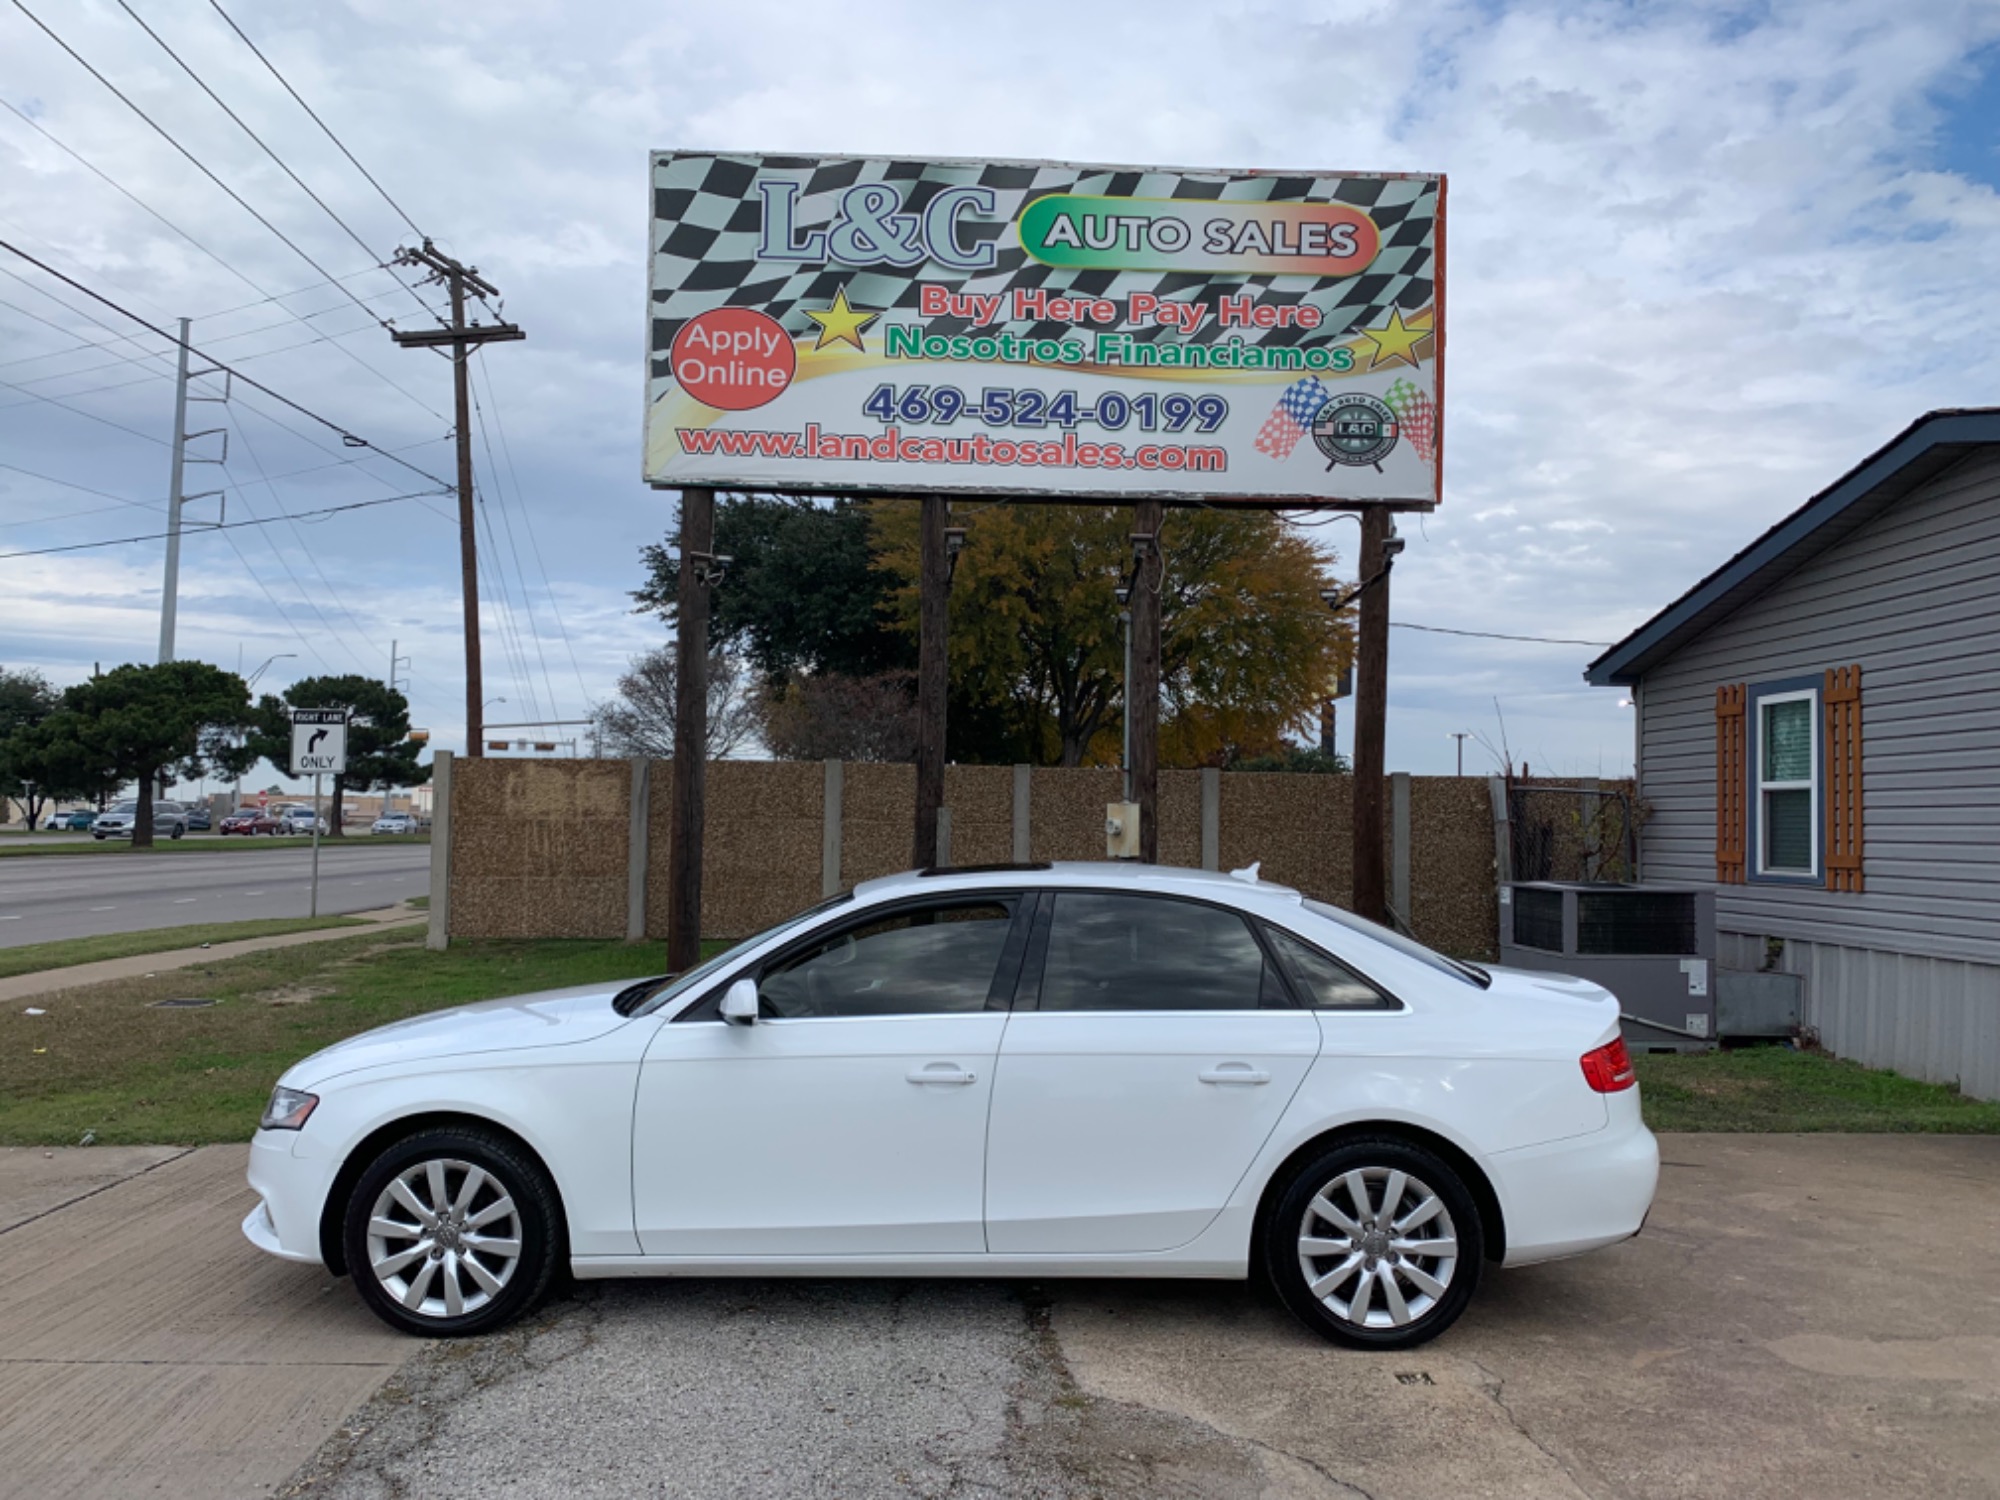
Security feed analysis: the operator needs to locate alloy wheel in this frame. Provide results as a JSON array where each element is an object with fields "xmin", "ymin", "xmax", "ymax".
[
  {"xmin": 1296, "ymin": 1165, "xmax": 1459, "ymax": 1331},
  {"xmin": 365, "ymin": 1157, "xmax": 522, "ymax": 1319}
]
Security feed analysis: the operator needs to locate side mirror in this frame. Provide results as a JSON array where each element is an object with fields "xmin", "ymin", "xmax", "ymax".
[{"xmin": 720, "ymin": 977, "xmax": 759, "ymax": 1025}]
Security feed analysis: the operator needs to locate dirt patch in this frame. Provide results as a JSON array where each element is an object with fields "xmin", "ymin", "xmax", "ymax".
[{"xmin": 256, "ymin": 984, "xmax": 337, "ymax": 1007}]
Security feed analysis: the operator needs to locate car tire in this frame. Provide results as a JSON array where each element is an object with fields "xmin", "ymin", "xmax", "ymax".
[
  {"xmin": 1263, "ymin": 1136, "xmax": 1484, "ymax": 1351},
  {"xmin": 170, "ymin": 824, "xmax": 184, "ymax": 840},
  {"xmin": 343, "ymin": 1125, "xmax": 563, "ymax": 1338}
]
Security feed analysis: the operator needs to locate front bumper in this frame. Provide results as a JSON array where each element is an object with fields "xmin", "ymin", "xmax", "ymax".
[
  {"xmin": 243, "ymin": 1128, "xmax": 334, "ymax": 1266},
  {"xmin": 1489, "ymin": 1092, "xmax": 1658, "ymax": 1266}
]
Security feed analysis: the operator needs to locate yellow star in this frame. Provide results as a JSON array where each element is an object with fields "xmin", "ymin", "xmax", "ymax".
[
  {"xmin": 1358, "ymin": 307, "xmax": 1428, "ymax": 371},
  {"xmin": 804, "ymin": 287, "xmax": 881, "ymax": 353}
]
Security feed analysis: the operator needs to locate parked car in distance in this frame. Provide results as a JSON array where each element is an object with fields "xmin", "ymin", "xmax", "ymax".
[
  {"xmin": 92, "ymin": 800, "xmax": 188, "ymax": 840},
  {"xmin": 185, "ymin": 807, "xmax": 212, "ymax": 831},
  {"xmin": 244, "ymin": 862, "xmax": 1659, "ymax": 1348},
  {"xmin": 277, "ymin": 805, "xmax": 328, "ymax": 835},
  {"xmin": 371, "ymin": 813, "xmax": 418, "ymax": 835},
  {"xmin": 52, "ymin": 809, "xmax": 99, "ymax": 831},
  {"xmin": 221, "ymin": 809, "xmax": 283, "ymax": 836}
]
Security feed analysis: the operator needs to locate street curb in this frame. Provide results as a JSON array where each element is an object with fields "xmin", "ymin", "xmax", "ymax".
[{"xmin": 0, "ymin": 907, "xmax": 425, "ymax": 1005}]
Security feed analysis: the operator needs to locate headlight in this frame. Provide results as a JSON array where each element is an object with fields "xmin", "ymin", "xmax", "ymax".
[{"xmin": 260, "ymin": 1086, "xmax": 319, "ymax": 1131}]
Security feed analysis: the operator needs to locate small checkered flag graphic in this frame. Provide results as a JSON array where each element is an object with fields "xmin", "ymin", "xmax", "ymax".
[
  {"xmin": 1383, "ymin": 378, "xmax": 1437, "ymax": 471},
  {"xmin": 1255, "ymin": 376, "xmax": 1330, "ymax": 459}
]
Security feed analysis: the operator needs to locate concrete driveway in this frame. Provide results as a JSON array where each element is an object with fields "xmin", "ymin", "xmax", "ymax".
[
  {"xmin": 4, "ymin": 1135, "xmax": 1997, "ymax": 1499},
  {"xmin": 0, "ymin": 1147, "xmax": 409, "ymax": 1500}
]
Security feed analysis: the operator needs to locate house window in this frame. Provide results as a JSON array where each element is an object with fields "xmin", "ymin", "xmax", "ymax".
[{"xmin": 1753, "ymin": 684, "xmax": 1818, "ymax": 880}]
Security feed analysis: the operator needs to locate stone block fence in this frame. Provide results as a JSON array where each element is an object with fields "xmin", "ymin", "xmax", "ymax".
[{"xmin": 425, "ymin": 755, "xmax": 1510, "ymax": 959}]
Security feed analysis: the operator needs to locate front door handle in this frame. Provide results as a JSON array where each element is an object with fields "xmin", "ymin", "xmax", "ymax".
[
  {"xmin": 907, "ymin": 1062, "xmax": 978, "ymax": 1086},
  {"xmin": 1198, "ymin": 1063, "xmax": 1270, "ymax": 1086}
]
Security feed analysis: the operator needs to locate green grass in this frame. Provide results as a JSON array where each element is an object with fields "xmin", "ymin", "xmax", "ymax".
[
  {"xmin": 0, "ymin": 916, "xmax": 371, "ymax": 980},
  {"xmin": 407, "ymin": 894, "xmax": 430, "ymax": 910},
  {"xmin": 0, "ymin": 933, "xmax": 729, "ymax": 1145},
  {"xmin": 0, "ymin": 833, "xmax": 429, "ymax": 857},
  {"xmin": 1636, "ymin": 1045, "xmax": 2000, "ymax": 1133}
]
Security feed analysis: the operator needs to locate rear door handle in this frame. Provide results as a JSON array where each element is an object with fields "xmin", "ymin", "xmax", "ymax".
[
  {"xmin": 1198, "ymin": 1063, "xmax": 1270, "ymax": 1086},
  {"xmin": 907, "ymin": 1063, "xmax": 978, "ymax": 1086}
]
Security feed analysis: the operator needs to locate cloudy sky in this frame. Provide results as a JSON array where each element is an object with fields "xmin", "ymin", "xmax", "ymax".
[{"xmin": 2, "ymin": 0, "xmax": 1997, "ymax": 784}]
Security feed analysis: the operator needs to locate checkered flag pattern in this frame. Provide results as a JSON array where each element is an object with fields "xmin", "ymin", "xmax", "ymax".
[
  {"xmin": 1383, "ymin": 377, "xmax": 1437, "ymax": 469},
  {"xmin": 1255, "ymin": 376, "xmax": 1331, "ymax": 459},
  {"xmin": 649, "ymin": 155, "xmax": 1440, "ymax": 382}
]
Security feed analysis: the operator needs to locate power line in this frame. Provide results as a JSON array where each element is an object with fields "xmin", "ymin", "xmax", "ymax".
[
  {"xmin": 469, "ymin": 376, "xmax": 559, "ymax": 721},
  {"xmin": 473, "ymin": 351, "xmax": 592, "ymax": 713},
  {"xmin": 0, "ymin": 239, "xmax": 454, "ymax": 488},
  {"xmin": 0, "ymin": 489, "xmax": 448, "ymax": 559},
  {"xmin": 0, "ymin": 100, "xmax": 450, "ymax": 412},
  {"xmin": 110, "ymin": 0, "xmax": 438, "ymax": 329},
  {"xmin": 205, "ymin": 0, "xmax": 425, "ymax": 240},
  {"xmin": 1391, "ymin": 621, "xmax": 1613, "ymax": 647},
  {"xmin": 6, "ymin": 0, "xmax": 401, "ymax": 335}
]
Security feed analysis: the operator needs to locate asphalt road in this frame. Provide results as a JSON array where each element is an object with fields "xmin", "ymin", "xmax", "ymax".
[{"xmin": 0, "ymin": 842, "xmax": 430, "ymax": 947}]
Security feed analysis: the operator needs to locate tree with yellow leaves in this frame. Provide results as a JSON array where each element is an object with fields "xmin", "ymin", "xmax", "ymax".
[{"xmin": 871, "ymin": 501, "xmax": 1351, "ymax": 768}]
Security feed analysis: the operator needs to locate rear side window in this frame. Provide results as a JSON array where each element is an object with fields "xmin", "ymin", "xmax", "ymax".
[
  {"xmin": 1263, "ymin": 926, "xmax": 1395, "ymax": 1010},
  {"xmin": 1037, "ymin": 892, "xmax": 1287, "ymax": 1012}
]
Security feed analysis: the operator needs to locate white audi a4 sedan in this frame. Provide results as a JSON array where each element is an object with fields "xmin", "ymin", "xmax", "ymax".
[{"xmin": 244, "ymin": 861, "xmax": 1658, "ymax": 1349}]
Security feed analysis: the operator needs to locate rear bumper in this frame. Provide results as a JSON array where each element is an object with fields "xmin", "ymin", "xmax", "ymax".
[{"xmin": 1489, "ymin": 1093, "xmax": 1658, "ymax": 1266}]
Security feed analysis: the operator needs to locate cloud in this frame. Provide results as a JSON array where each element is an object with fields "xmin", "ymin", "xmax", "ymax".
[{"xmin": 3, "ymin": 0, "xmax": 1998, "ymax": 778}]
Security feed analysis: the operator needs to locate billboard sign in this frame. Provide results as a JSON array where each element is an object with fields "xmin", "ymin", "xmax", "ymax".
[{"xmin": 644, "ymin": 154, "xmax": 1443, "ymax": 505}]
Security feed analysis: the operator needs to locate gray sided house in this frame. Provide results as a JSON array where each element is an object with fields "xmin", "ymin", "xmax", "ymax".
[{"xmin": 1587, "ymin": 408, "xmax": 2000, "ymax": 1101}]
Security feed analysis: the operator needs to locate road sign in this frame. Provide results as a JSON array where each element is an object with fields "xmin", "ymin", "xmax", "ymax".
[{"xmin": 291, "ymin": 709, "xmax": 349, "ymax": 777}]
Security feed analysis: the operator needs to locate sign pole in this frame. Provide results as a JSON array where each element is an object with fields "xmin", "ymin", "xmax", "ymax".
[
  {"xmin": 1351, "ymin": 506, "xmax": 1393, "ymax": 922},
  {"xmin": 1129, "ymin": 502, "xmax": 1163, "ymax": 864},
  {"xmin": 310, "ymin": 772, "xmax": 323, "ymax": 918},
  {"xmin": 912, "ymin": 495, "xmax": 949, "ymax": 869},
  {"xmin": 667, "ymin": 486, "xmax": 714, "ymax": 973}
]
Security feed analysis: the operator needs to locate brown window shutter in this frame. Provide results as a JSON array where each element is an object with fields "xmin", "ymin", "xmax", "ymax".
[
  {"xmin": 1824, "ymin": 665, "xmax": 1863, "ymax": 892},
  {"xmin": 1715, "ymin": 684, "xmax": 1746, "ymax": 884}
]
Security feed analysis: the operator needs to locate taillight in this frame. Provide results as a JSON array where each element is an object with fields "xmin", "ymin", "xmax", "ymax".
[{"xmin": 1580, "ymin": 1036, "xmax": 1636, "ymax": 1093}]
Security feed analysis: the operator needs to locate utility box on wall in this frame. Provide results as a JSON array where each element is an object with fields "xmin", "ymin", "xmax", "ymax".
[
  {"xmin": 1105, "ymin": 802, "xmax": 1141, "ymax": 860},
  {"xmin": 1499, "ymin": 882, "xmax": 1717, "ymax": 1051}
]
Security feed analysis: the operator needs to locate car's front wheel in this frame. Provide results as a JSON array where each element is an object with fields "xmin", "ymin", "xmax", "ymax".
[
  {"xmin": 1263, "ymin": 1136, "xmax": 1483, "ymax": 1350},
  {"xmin": 342, "ymin": 1126, "xmax": 562, "ymax": 1337}
]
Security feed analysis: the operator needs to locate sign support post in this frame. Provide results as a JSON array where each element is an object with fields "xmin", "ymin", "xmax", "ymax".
[
  {"xmin": 310, "ymin": 772, "xmax": 323, "ymax": 917},
  {"xmin": 667, "ymin": 486, "xmax": 714, "ymax": 973},
  {"xmin": 1351, "ymin": 506, "xmax": 1394, "ymax": 923},
  {"xmin": 1131, "ymin": 502, "xmax": 1163, "ymax": 864},
  {"xmin": 912, "ymin": 496, "xmax": 949, "ymax": 869}
]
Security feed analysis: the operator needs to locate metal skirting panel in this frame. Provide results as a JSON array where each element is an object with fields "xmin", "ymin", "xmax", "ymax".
[{"xmin": 1778, "ymin": 937, "xmax": 2000, "ymax": 1102}]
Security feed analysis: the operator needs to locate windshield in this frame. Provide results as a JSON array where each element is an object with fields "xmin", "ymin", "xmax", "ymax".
[
  {"xmin": 108, "ymin": 802, "xmax": 138, "ymax": 813},
  {"xmin": 620, "ymin": 890, "xmax": 855, "ymax": 1017},
  {"xmin": 1303, "ymin": 899, "xmax": 1492, "ymax": 988}
]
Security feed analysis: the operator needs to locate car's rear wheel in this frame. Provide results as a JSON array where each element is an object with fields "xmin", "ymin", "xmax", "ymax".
[
  {"xmin": 342, "ymin": 1126, "xmax": 562, "ymax": 1337},
  {"xmin": 1263, "ymin": 1136, "xmax": 1483, "ymax": 1350}
]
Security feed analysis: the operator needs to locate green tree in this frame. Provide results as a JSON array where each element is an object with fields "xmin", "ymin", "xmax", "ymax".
[
  {"xmin": 870, "ymin": 503, "xmax": 1352, "ymax": 767},
  {"xmin": 635, "ymin": 495, "xmax": 912, "ymax": 681},
  {"xmin": 50, "ymin": 661, "xmax": 251, "ymax": 846},
  {"xmin": 0, "ymin": 668, "xmax": 83, "ymax": 827},
  {"xmin": 243, "ymin": 676, "xmax": 429, "ymax": 837}
]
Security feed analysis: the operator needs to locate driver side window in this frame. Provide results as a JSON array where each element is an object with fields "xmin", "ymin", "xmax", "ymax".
[{"xmin": 757, "ymin": 899, "xmax": 1017, "ymax": 1018}]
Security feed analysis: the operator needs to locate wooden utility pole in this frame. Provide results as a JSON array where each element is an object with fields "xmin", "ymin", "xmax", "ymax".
[
  {"xmin": 668, "ymin": 486, "xmax": 715, "ymax": 973},
  {"xmin": 391, "ymin": 241, "xmax": 524, "ymax": 759},
  {"xmin": 912, "ymin": 495, "xmax": 949, "ymax": 869},
  {"xmin": 1350, "ymin": 506, "xmax": 1394, "ymax": 922},
  {"xmin": 1130, "ymin": 500, "xmax": 1163, "ymax": 863}
]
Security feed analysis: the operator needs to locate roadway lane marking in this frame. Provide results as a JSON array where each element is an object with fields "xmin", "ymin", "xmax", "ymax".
[
  {"xmin": 0, "ymin": 915, "xmax": 19, "ymax": 921},
  {"xmin": 89, "ymin": 905, "xmax": 115, "ymax": 912},
  {"xmin": 243, "ymin": 890, "xmax": 265, "ymax": 896},
  {"xmin": 174, "ymin": 898, "xmax": 197, "ymax": 904}
]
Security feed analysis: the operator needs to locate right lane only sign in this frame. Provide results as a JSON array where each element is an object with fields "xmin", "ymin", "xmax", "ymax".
[{"xmin": 291, "ymin": 709, "xmax": 349, "ymax": 777}]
